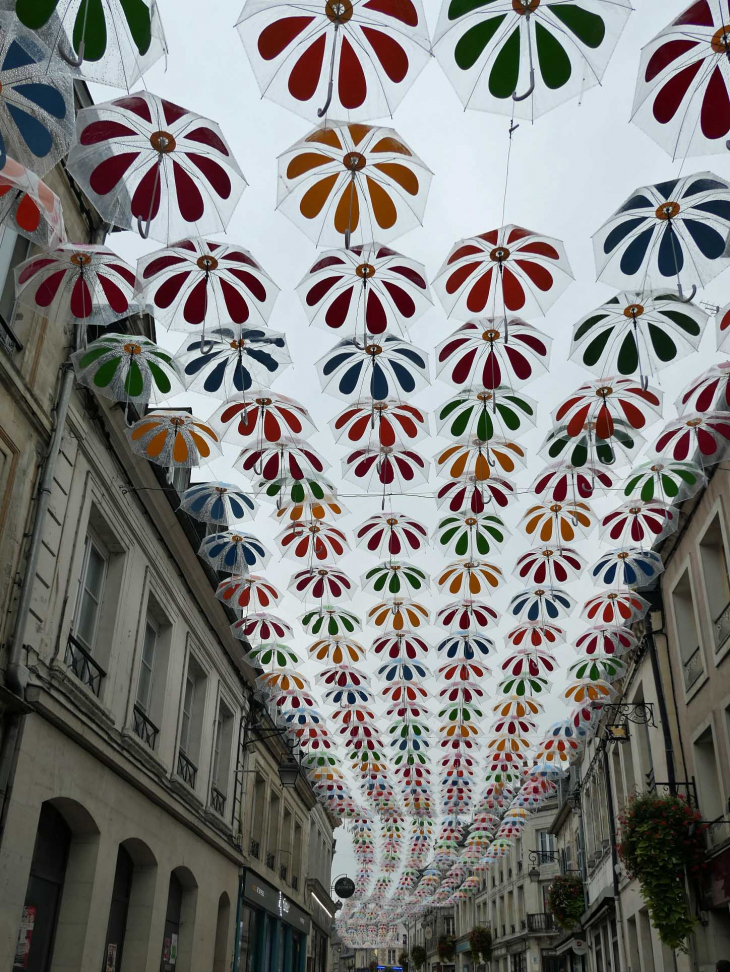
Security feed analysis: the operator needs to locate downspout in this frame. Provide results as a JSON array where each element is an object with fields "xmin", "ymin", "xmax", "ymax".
[
  {"xmin": 601, "ymin": 746, "xmax": 627, "ymax": 972},
  {"xmin": 645, "ymin": 610, "xmax": 676, "ymax": 794}
]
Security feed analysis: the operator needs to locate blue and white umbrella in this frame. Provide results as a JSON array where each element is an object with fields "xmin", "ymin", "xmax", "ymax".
[
  {"xmin": 590, "ymin": 547, "xmax": 664, "ymax": 589},
  {"xmin": 198, "ymin": 531, "xmax": 270, "ymax": 573},
  {"xmin": 180, "ymin": 481, "xmax": 257, "ymax": 526}
]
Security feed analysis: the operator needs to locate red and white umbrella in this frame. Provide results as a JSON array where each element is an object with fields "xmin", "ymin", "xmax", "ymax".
[
  {"xmin": 553, "ymin": 377, "xmax": 663, "ymax": 440},
  {"xmin": 235, "ymin": 437, "xmax": 328, "ymax": 481},
  {"xmin": 436, "ymin": 475, "xmax": 516, "ymax": 513},
  {"xmin": 654, "ymin": 412, "xmax": 730, "ymax": 464},
  {"xmin": 215, "ymin": 573, "xmax": 281, "ymax": 613},
  {"xmin": 581, "ymin": 591, "xmax": 650, "ymax": 626},
  {"xmin": 276, "ymin": 520, "xmax": 350, "ymax": 561},
  {"xmin": 436, "ymin": 600, "xmax": 499, "ymax": 632},
  {"xmin": 289, "ymin": 565, "xmax": 355, "ymax": 601},
  {"xmin": 574, "ymin": 626, "xmax": 637, "ymax": 657},
  {"xmin": 600, "ymin": 500, "xmax": 678, "ymax": 546},
  {"xmin": 0, "ymin": 156, "xmax": 66, "ymax": 249},
  {"xmin": 231, "ymin": 612, "xmax": 293, "ymax": 643},
  {"xmin": 436, "ymin": 317, "xmax": 551, "ymax": 389},
  {"xmin": 513, "ymin": 547, "xmax": 585, "ymax": 586},
  {"xmin": 209, "ymin": 392, "xmax": 317, "ymax": 445},
  {"xmin": 342, "ymin": 447, "xmax": 429, "ymax": 492},
  {"xmin": 355, "ymin": 513, "xmax": 428, "ymax": 556},
  {"xmin": 331, "ymin": 398, "xmax": 428, "ymax": 448}
]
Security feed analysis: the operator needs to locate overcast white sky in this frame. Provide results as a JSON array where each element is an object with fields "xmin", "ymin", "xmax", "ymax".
[{"xmin": 98, "ymin": 0, "xmax": 730, "ymax": 888}]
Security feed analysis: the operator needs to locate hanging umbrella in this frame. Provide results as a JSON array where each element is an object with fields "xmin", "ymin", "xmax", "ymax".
[
  {"xmin": 0, "ymin": 156, "xmax": 65, "ymax": 248},
  {"xmin": 317, "ymin": 334, "xmax": 429, "ymax": 402},
  {"xmin": 231, "ymin": 613, "xmax": 293, "ymax": 643},
  {"xmin": 71, "ymin": 333, "xmax": 183, "ymax": 405},
  {"xmin": 436, "ymin": 317, "xmax": 551, "ymax": 389},
  {"xmin": 235, "ymin": 437, "xmax": 328, "ymax": 481},
  {"xmin": 355, "ymin": 513, "xmax": 428, "ymax": 556},
  {"xmin": 540, "ymin": 420, "xmax": 645, "ymax": 468},
  {"xmin": 172, "ymin": 326, "xmax": 290, "ymax": 398},
  {"xmin": 600, "ymin": 500, "xmax": 678, "ymax": 546},
  {"xmin": 563, "ymin": 678, "xmax": 615, "ymax": 706},
  {"xmin": 512, "ymin": 547, "xmax": 585, "ymax": 586},
  {"xmin": 718, "ymin": 310, "xmax": 730, "ymax": 355},
  {"xmin": 435, "ymin": 559, "xmax": 503, "ymax": 597},
  {"xmin": 318, "ymin": 663, "xmax": 370, "ymax": 688},
  {"xmin": 507, "ymin": 587, "xmax": 575, "ymax": 623},
  {"xmin": 208, "ymin": 392, "xmax": 316, "ymax": 445},
  {"xmin": 67, "ymin": 91, "xmax": 246, "ymax": 242},
  {"xmin": 506, "ymin": 622, "xmax": 564, "ymax": 651},
  {"xmin": 298, "ymin": 242, "xmax": 431, "ymax": 337},
  {"xmin": 377, "ymin": 658, "xmax": 430, "ymax": 683},
  {"xmin": 289, "ymin": 565, "xmax": 355, "ymax": 601},
  {"xmin": 574, "ymin": 625, "xmax": 637, "ymax": 657},
  {"xmin": 568, "ymin": 655, "xmax": 627, "ymax": 684},
  {"xmin": 436, "ymin": 600, "xmax": 499, "ymax": 632},
  {"xmin": 654, "ymin": 412, "xmax": 730, "ymax": 464},
  {"xmin": 137, "ymin": 238, "xmax": 278, "ymax": 332},
  {"xmin": 677, "ymin": 361, "xmax": 730, "ymax": 414},
  {"xmin": 342, "ymin": 446, "xmax": 429, "ymax": 493},
  {"xmin": 367, "ymin": 598, "xmax": 429, "ymax": 630},
  {"xmin": 259, "ymin": 670, "xmax": 309, "ymax": 694},
  {"xmin": 126, "ymin": 410, "xmax": 221, "ymax": 470},
  {"xmin": 257, "ymin": 476, "xmax": 345, "ymax": 521},
  {"xmin": 434, "ymin": 512, "xmax": 508, "ymax": 558},
  {"xmin": 570, "ymin": 290, "xmax": 706, "ymax": 381},
  {"xmin": 236, "ymin": 0, "xmax": 430, "ymax": 122},
  {"xmin": 16, "ymin": 0, "xmax": 167, "ymax": 90},
  {"xmin": 436, "ymin": 633, "xmax": 495, "ymax": 660},
  {"xmin": 179, "ymin": 481, "xmax": 257, "ymax": 526},
  {"xmin": 492, "ymin": 695, "xmax": 543, "ymax": 718},
  {"xmin": 623, "ymin": 457, "xmax": 705, "ymax": 503},
  {"xmin": 372, "ymin": 632, "xmax": 430, "ymax": 660},
  {"xmin": 15, "ymin": 242, "xmax": 137, "ymax": 327},
  {"xmin": 198, "ymin": 531, "xmax": 270, "ymax": 573},
  {"xmin": 331, "ymin": 397, "xmax": 428, "ymax": 448},
  {"xmin": 433, "ymin": 225, "xmax": 573, "ymax": 319},
  {"xmin": 432, "ymin": 0, "xmax": 632, "ymax": 120},
  {"xmin": 277, "ymin": 122, "xmax": 432, "ymax": 247},
  {"xmin": 276, "ymin": 519, "xmax": 350, "ymax": 561},
  {"xmin": 215, "ymin": 573, "xmax": 281, "ymax": 612},
  {"xmin": 553, "ymin": 378, "xmax": 663, "ymax": 440},
  {"xmin": 435, "ymin": 436, "xmax": 526, "ymax": 481},
  {"xmin": 592, "ymin": 172, "xmax": 730, "ymax": 296},
  {"xmin": 300, "ymin": 605, "xmax": 361, "ymax": 637},
  {"xmin": 520, "ymin": 500, "xmax": 595, "ymax": 544},
  {"xmin": 436, "ymin": 475, "xmax": 516, "ymax": 513},
  {"xmin": 436, "ymin": 386, "xmax": 536, "ymax": 442},
  {"xmin": 590, "ymin": 548, "xmax": 664, "ymax": 588},
  {"xmin": 631, "ymin": 5, "xmax": 730, "ymax": 159},
  {"xmin": 532, "ymin": 462, "xmax": 614, "ymax": 503},
  {"xmin": 581, "ymin": 590, "xmax": 650, "ymax": 626},
  {"xmin": 361, "ymin": 561, "xmax": 428, "ymax": 597},
  {"xmin": 308, "ymin": 637, "xmax": 365, "ymax": 663}
]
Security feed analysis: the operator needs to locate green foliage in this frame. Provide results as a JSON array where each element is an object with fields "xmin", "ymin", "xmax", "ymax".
[
  {"xmin": 398, "ymin": 952, "xmax": 409, "ymax": 968},
  {"xmin": 410, "ymin": 946, "xmax": 428, "ymax": 970},
  {"xmin": 436, "ymin": 935, "xmax": 456, "ymax": 961},
  {"xmin": 546, "ymin": 874, "xmax": 585, "ymax": 930},
  {"xmin": 467, "ymin": 926, "xmax": 492, "ymax": 962},
  {"xmin": 618, "ymin": 793, "xmax": 707, "ymax": 952}
]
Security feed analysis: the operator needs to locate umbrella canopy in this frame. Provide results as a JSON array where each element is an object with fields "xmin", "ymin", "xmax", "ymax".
[
  {"xmin": 0, "ymin": 156, "xmax": 66, "ymax": 248},
  {"xmin": 508, "ymin": 587, "xmax": 575, "ymax": 623},
  {"xmin": 172, "ymin": 326, "xmax": 291, "ymax": 398},
  {"xmin": 581, "ymin": 590, "xmax": 650, "ymax": 626},
  {"xmin": 215, "ymin": 573, "xmax": 281, "ymax": 612},
  {"xmin": 436, "ymin": 599, "xmax": 499, "ymax": 632},
  {"xmin": 317, "ymin": 334, "xmax": 430, "ymax": 401},
  {"xmin": 590, "ymin": 548, "xmax": 664, "ymax": 588},
  {"xmin": 126, "ymin": 410, "xmax": 221, "ymax": 470},
  {"xmin": 519, "ymin": 500, "xmax": 595, "ymax": 545},
  {"xmin": 289, "ymin": 565, "xmax": 355, "ymax": 601},
  {"xmin": 300, "ymin": 606, "xmax": 361, "ymax": 637},
  {"xmin": 231, "ymin": 613, "xmax": 292, "ymax": 643},
  {"xmin": 554, "ymin": 377, "xmax": 663, "ymax": 440},
  {"xmin": 361, "ymin": 561, "xmax": 428, "ymax": 597},
  {"xmin": 512, "ymin": 547, "xmax": 585, "ymax": 586},
  {"xmin": 574, "ymin": 625, "xmax": 637, "ymax": 657},
  {"xmin": 235, "ymin": 437, "xmax": 328, "ymax": 482},
  {"xmin": 372, "ymin": 631, "xmax": 430, "ymax": 660},
  {"xmin": 436, "ymin": 633, "xmax": 495, "ymax": 660},
  {"xmin": 436, "ymin": 317, "xmax": 551, "ymax": 389},
  {"xmin": 367, "ymin": 598, "xmax": 429, "ymax": 630},
  {"xmin": 261, "ymin": 476, "xmax": 346, "ymax": 522},
  {"xmin": 436, "ymin": 386, "xmax": 536, "ymax": 442},
  {"xmin": 342, "ymin": 446, "xmax": 429, "ymax": 492},
  {"xmin": 209, "ymin": 392, "xmax": 316, "ymax": 445},
  {"xmin": 654, "ymin": 412, "xmax": 730, "ymax": 464},
  {"xmin": 623, "ymin": 457, "xmax": 705, "ymax": 504},
  {"xmin": 276, "ymin": 519, "xmax": 349, "ymax": 561},
  {"xmin": 71, "ymin": 333, "xmax": 182, "ymax": 405},
  {"xmin": 308, "ymin": 637, "xmax": 365, "ymax": 663},
  {"xmin": 435, "ymin": 559, "xmax": 503, "ymax": 597},
  {"xmin": 67, "ymin": 92, "xmax": 246, "ymax": 242},
  {"xmin": 180, "ymin": 482, "xmax": 257, "ymax": 526},
  {"xmin": 198, "ymin": 531, "xmax": 270, "ymax": 573},
  {"xmin": 677, "ymin": 361, "xmax": 730, "ymax": 414},
  {"xmin": 331, "ymin": 397, "xmax": 428, "ymax": 448},
  {"xmin": 277, "ymin": 122, "xmax": 432, "ymax": 247},
  {"xmin": 540, "ymin": 419, "xmax": 645, "ymax": 468},
  {"xmin": 434, "ymin": 512, "xmax": 508, "ymax": 558},
  {"xmin": 506, "ymin": 622, "xmax": 565, "ymax": 651},
  {"xmin": 600, "ymin": 500, "xmax": 678, "ymax": 546},
  {"xmin": 532, "ymin": 462, "xmax": 614, "ymax": 503},
  {"xmin": 436, "ymin": 475, "xmax": 516, "ymax": 513},
  {"xmin": 435, "ymin": 435, "xmax": 526, "ymax": 481},
  {"xmin": 355, "ymin": 513, "xmax": 427, "ymax": 556}
]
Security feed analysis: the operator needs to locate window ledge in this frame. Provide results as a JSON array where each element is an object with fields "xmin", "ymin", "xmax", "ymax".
[
  {"xmin": 120, "ymin": 726, "xmax": 167, "ymax": 778},
  {"xmin": 204, "ymin": 805, "xmax": 234, "ymax": 838},
  {"xmin": 47, "ymin": 658, "xmax": 116, "ymax": 728},
  {"xmin": 714, "ymin": 635, "xmax": 730, "ymax": 668},
  {"xmin": 169, "ymin": 774, "xmax": 205, "ymax": 810},
  {"xmin": 685, "ymin": 669, "xmax": 709, "ymax": 704}
]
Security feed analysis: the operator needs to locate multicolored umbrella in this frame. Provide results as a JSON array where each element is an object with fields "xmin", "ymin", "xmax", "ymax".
[
  {"xmin": 300, "ymin": 606, "xmax": 361, "ymax": 637},
  {"xmin": 298, "ymin": 242, "xmax": 431, "ymax": 337},
  {"xmin": 436, "ymin": 318, "xmax": 551, "ymax": 389},
  {"xmin": 631, "ymin": 4, "xmax": 730, "ymax": 159},
  {"xmin": 172, "ymin": 326, "xmax": 290, "ymax": 397},
  {"xmin": 71, "ymin": 333, "xmax": 182, "ymax": 404},
  {"xmin": 180, "ymin": 482, "xmax": 257, "ymax": 526},
  {"xmin": 654, "ymin": 412, "xmax": 730, "ymax": 464},
  {"xmin": 433, "ymin": 225, "xmax": 573, "ymax": 319},
  {"xmin": 367, "ymin": 598, "xmax": 429, "ymax": 630},
  {"xmin": 436, "ymin": 475, "xmax": 516, "ymax": 513},
  {"xmin": 278, "ymin": 123, "xmax": 432, "ymax": 247},
  {"xmin": 289, "ymin": 565, "xmax": 355, "ymax": 600},
  {"xmin": 15, "ymin": 242, "xmax": 137, "ymax": 327},
  {"xmin": 436, "ymin": 387, "xmax": 536, "ymax": 442},
  {"xmin": 209, "ymin": 392, "xmax": 316, "ymax": 445},
  {"xmin": 331, "ymin": 397, "xmax": 428, "ymax": 448},
  {"xmin": 436, "ymin": 600, "xmax": 499, "ymax": 632},
  {"xmin": 236, "ymin": 0, "xmax": 430, "ymax": 122},
  {"xmin": 540, "ymin": 419, "xmax": 645, "ymax": 468},
  {"xmin": 361, "ymin": 561, "xmax": 428, "ymax": 597},
  {"xmin": 592, "ymin": 172, "xmax": 730, "ymax": 295},
  {"xmin": 137, "ymin": 238, "xmax": 279, "ymax": 331},
  {"xmin": 276, "ymin": 520, "xmax": 349, "ymax": 562},
  {"xmin": 355, "ymin": 513, "xmax": 427, "ymax": 556},
  {"xmin": 198, "ymin": 531, "xmax": 270, "ymax": 573},
  {"xmin": 215, "ymin": 573, "xmax": 281, "ymax": 612},
  {"xmin": 581, "ymin": 590, "xmax": 650, "ymax": 625},
  {"xmin": 0, "ymin": 156, "xmax": 66, "ymax": 248},
  {"xmin": 532, "ymin": 462, "xmax": 613, "ymax": 503},
  {"xmin": 435, "ymin": 559, "xmax": 503, "ymax": 597},
  {"xmin": 67, "ymin": 92, "xmax": 246, "ymax": 242},
  {"xmin": 126, "ymin": 410, "xmax": 221, "ymax": 470},
  {"xmin": 623, "ymin": 457, "xmax": 705, "ymax": 504},
  {"xmin": 434, "ymin": 512, "xmax": 508, "ymax": 558},
  {"xmin": 433, "ymin": 0, "xmax": 632, "ymax": 119},
  {"xmin": 600, "ymin": 500, "xmax": 678, "ymax": 546},
  {"xmin": 520, "ymin": 500, "xmax": 595, "ymax": 544},
  {"xmin": 262, "ymin": 477, "xmax": 346, "ymax": 521},
  {"xmin": 677, "ymin": 361, "xmax": 730, "ymax": 414},
  {"xmin": 574, "ymin": 625, "xmax": 637, "ymax": 657},
  {"xmin": 235, "ymin": 437, "xmax": 328, "ymax": 481},
  {"xmin": 343, "ymin": 447, "xmax": 429, "ymax": 493},
  {"xmin": 231, "ymin": 613, "xmax": 293, "ymax": 643},
  {"xmin": 507, "ymin": 587, "xmax": 575, "ymax": 623},
  {"xmin": 554, "ymin": 377, "xmax": 663, "ymax": 440},
  {"xmin": 590, "ymin": 548, "xmax": 664, "ymax": 588},
  {"xmin": 512, "ymin": 547, "xmax": 585, "ymax": 586},
  {"xmin": 317, "ymin": 335, "xmax": 430, "ymax": 401}
]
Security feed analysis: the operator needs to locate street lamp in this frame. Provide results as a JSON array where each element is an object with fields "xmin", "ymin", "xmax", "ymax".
[
  {"xmin": 277, "ymin": 754, "xmax": 302, "ymax": 787},
  {"xmin": 528, "ymin": 864, "xmax": 540, "ymax": 884}
]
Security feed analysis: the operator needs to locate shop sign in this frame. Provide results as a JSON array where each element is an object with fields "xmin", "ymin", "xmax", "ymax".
[
  {"xmin": 244, "ymin": 870, "xmax": 311, "ymax": 933},
  {"xmin": 334, "ymin": 877, "xmax": 355, "ymax": 899}
]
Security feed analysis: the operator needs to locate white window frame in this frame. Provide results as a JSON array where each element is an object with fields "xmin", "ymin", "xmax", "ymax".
[
  {"xmin": 73, "ymin": 532, "xmax": 109, "ymax": 654},
  {"xmin": 180, "ymin": 671, "xmax": 196, "ymax": 754},
  {"xmin": 136, "ymin": 617, "xmax": 158, "ymax": 713}
]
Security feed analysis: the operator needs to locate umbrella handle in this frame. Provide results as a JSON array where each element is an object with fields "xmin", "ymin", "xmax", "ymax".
[
  {"xmin": 59, "ymin": 38, "xmax": 85, "ymax": 66},
  {"xmin": 677, "ymin": 282, "xmax": 697, "ymax": 303},
  {"xmin": 512, "ymin": 68, "xmax": 535, "ymax": 103},
  {"xmin": 317, "ymin": 78, "xmax": 335, "ymax": 119}
]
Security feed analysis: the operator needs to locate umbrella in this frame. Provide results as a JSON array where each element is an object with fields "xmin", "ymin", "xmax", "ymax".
[
  {"xmin": 372, "ymin": 632, "xmax": 429, "ymax": 660},
  {"xmin": 208, "ymin": 392, "xmax": 316, "ymax": 445},
  {"xmin": 435, "ymin": 559, "xmax": 503, "ymax": 597},
  {"xmin": 367, "ymin": 599, "xmax": 429, "ymax": 630},
  {"xmin": 435, "ymin": 436, "xmax": 526, "ymax": 481},
  {"xmin": 231, "ymin": 613, "xmax": 293, "ymax": 643},
  {"xmin": 436, "ymin": 475, "xmax": 516, "ymax": 513},
  {"xmin": 600, "ymin": 500, "xmax": 678, "ymax": 546},
  {"xmin": 433, "ymin": 225, "xmax": 573, "ymax": 319},
  {"xmin": 317, "ymin": 334, "xmax": 429, "ymax": 401},
  {"xmin": 631, "ymin": 5, "xmax": 730, "ymax": 159},
  {"xmin": 277, "ymin": 122, "xmax": 432, "ymax": 247},
  {"xmin": 236, "ymin": 0, "xmax": 430, "ymax": 123},
  {"xmin": 436, "ymin": 386, "xmax": 536, "ymax": 442},
  {"xmin": 432, "ymin": 0, "xmax": 632, "ymax": 119},
  {"xmin": 15, "ymin": 242, "xmax": 137, "ymax": 327},
  {"xmin": 355, "ymin": 513, "xmax": 428, "ymax": 556},
  {"xmin": 719, "ymin": 309, "xmax": 730, "ymax": 354},
  {"xmin": 436, "ymin": 633, "xmax": 495, "ymax": 660},
  {"xmin": 172, "ymin": 326, "xmax": 290, "ymax": 398},
  {"xmin": 654, "ymin": 412, "xmax": 730, "ymax": 464},
  {"xmin": 592, "ymin": 172, "xmax": 730, "ymax": 296},
  {"xmin": 361, "ymin": 561, "xmax": 428, "ymax": 597},
  {"xmin": 16, "ymin": 0, "xmax": 167, "ymax": 90},
  {"xmin": 434, "ymin": 512, "xmax": 508, "ymax": 558},
  {"xmin": 590, "ymin": 548, "xmax": 664, "ymax": 588},
  {"xmin": 506, "ymin": 622, "xmax": 564, "ymax": 651},
  {"xmin": 71, "ymin": 333, "xmax": 183, "ymax": 405},
  {"xmin": 581, "ymin": 590, "xmax": 650, "ymax": 626},
  {"xmin": 570, "ymin": 289, "xmax": 706, "ymax": 382},
  {"xmin": 553, "ymin": 378, "xmax": 663, "ymax": 440},
  {"xmin": 317, "ymin": 663, "xmax": 370, "ymax": 688},
  {"xmin": 137, "ymin": 238, "xmax": 279, "ymax": 332},
  {"xmin": 67, "ymin": 91, "xmax": 246, "ymax": 242},
  {"xmin": 540, "ymin": 420, "xmax": 645, "ymax": 468},
  {"xmin": 331, "ymin": 397, "xmax": 428, "ymax": 447},
  {"xmin": 298, "ymin": 242, "xmax": 431, "ymax": 338},
  {"xmin": 377, "ymin": 659, "xmax": 430, "ymax": 683},
  {"xmin": 568, "ymin": 655, "xmax": 626, "ymax": 684},
  {"xmin": 677, "ymin": 361, "xmax": 730, "ymax": 414},
  {"xmin": 126, "ymin": 410, "xmax": 221, "ymax": 470},
  {"xmin": 215, "ymin": 573, "xmax": 281, "ymax": 612},
  {"xmin": 179, "ymin": 482, "xmax": 257, "ymax": 526},
  {"xmin": 623, "ymin": 458, "xmax": 705, "ymax": 503},
  {"xmin": 436, "ymin": 600, "xmax": 499, "ymax": 632},
  {"xmin": 265, "ymin": 478, "xmax": 346, "ymax": 522},
  {"xmin": 276, "ymin": 519, "xmax": 350, "ymax": 561},
  {"xmin": 492, "ymin": 695, "xmax": 543, "ymax": 718},
  {"xmin": 574, "ymin": 625, "xmax": 637, "ymax": 657},
  {"xmin": 235, "ymin": 438, "xmax": 328, "ymax": 482},
  {"xmin": 507, "ymin": 587, "xmax": 575, "ymax": 623},
  {"xmin": 519, "ymin": 500, "xmax": 595, "ymax": 544},
  {"xmin": 259, "ymin": 670, "xmax": 309, "ymax": 694},
  {"xmin": 436, "ymin": 318, "xmax": 551, "ymax": 389},
  {"xmin": 563, "ymin": 678, "xmax": 615, "ymax": 706},
  {"xmin": 198, "ymin": 531, "xmax": 270, "ymax": 573},
  {"xmin": 289, "ymin": 565, "xmax": 355, "ymax": 601},
  {"xmin": 300, "ymin": 606, "xmax": 361, "ymax": 636},
  {"xmin": 308, "ymin": 637, "xmax": 365, "ymax": 663},
  {"xmin": 532, "ymin": 462, "xmax": 614, "ymax": 503},
  {"xmin": 342, "ymin": 446, "xmax": 429, "ymax": 493},
  {"xmin": 512, "ymin": 547, "xmax": 585, "ymax": 586},
  {"xmin": 0, "ymin": 156, "xmax": 65, "ymax": 248}
]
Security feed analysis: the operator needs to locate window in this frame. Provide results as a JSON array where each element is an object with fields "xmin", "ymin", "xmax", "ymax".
[
  {"xmin": 672, "ymin": 569, "xmax": 703, "ymax": 690},
  {"xmin": 211, "ymin": 701, "xmax": 234, "ymax": 813},
  {"xmin": 0, "ymin": 226, "xmax": 30, "ymax": 353},
  {"xmin": 136, "ymin": 620, "xmax": 157, "ymax": 713},
  {"xmin": 694, "ymin": 725, "xmax": 724, "ymax": 827},
  {"xmin": 177, "ymin": 655, "xmax": 206, "ymax": 789},
  {"xmin": 180, "ymin": 673, "xmax": 196, "ymax": 754},
  {"xmin": 700, "ymin": 513, "xmax": 730, "ymax": 652},
  {"xmin": 73, "ymin": 534, "xmax": 108, "ymax": 653},
  {"xmin": 537, "ymin": 830, "xmax": 556, "ymax": 863}
]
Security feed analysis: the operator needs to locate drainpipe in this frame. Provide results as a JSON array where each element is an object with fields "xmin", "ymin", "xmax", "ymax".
[
  {"xmin": 645, "ymin": 610, "xmax": 676, "ymax": 795},
  {"xmin": 601, "ymin": 746, "xmax": 627, "ymax": 972}
]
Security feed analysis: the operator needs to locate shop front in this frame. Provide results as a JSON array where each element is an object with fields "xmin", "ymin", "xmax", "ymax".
[{"xmin": 237, "ymin": 869, "xmax": 311, "ymax": 972}]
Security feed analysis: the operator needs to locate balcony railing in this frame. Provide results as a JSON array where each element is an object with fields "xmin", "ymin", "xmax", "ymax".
[
  {"xmin": 250, "ymin": 838, "xmax": 260, "ymax": 859},
  {"xmin": 266, "ymin": 852, "xmax": 276, "ymax": 870},
  {"xmin": 683, "ymin": 645, "xmax": 703, "ymax": 690},
  {"xmin": 132, "ymin": 704, "xmax": 159, "ymax": 749},
  {"xmin": 714, "ymin": 601, "xmax": 730, "ymax": 652},
  {"xmin": 211, "ymin": 785, "xmax": 226, "ymax": 815},
  {"xmin": 526, "ymin": 913, "xmax": 557, "ymax": 933},
  {"xmin": 65, "ymin": 634, "xmax": 105, "ymax": 696},
  {"xmin": 176, "ymin": 749, "xmax": 197, "ymax": 789}
]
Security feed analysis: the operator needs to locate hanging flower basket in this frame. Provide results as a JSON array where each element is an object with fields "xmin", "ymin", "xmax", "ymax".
[
  {"xmin": 546, "ymin": 874, "xmax": 584, "ymax": 930},
  {"xmin": 411, "ymin": 946, "xmax": 428, "ymax": 970},
  {"xmin": 437, "ymin": 935, "xmax": 456, "ymax": 961},
  {"xmin": 467, "ymin": 926, "xmax": 492, "ymax": 962}
]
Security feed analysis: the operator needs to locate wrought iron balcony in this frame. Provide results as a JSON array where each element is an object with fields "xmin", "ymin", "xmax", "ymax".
[
  {"xmin": 714, "ymin": 601, "xmax": 730, "ymax": 652},
  {"xmin": 176, "ymin": 749, "xmax": 197, "ymax": 789},
  {"xmin": 132, "ymin": 704, "xmax": 159, "ymax": 749},
  {"xmin": 526, "ymin": 913, "xmax": 557, "ymax": 933},
  {"xmin": 211, "ymin": 785, "xmax": 226, "ymax": 815},
  {"xmin": 250, "ymin": 838, "xmax": 260, "ymax": 859},
  {"xmin": 65, "ymin": 634, "xmax": 105, "ymax": 696},
  {"xmin": 266, "ymin": 852, "xmax": 276, "ymax": 869},
  {"xmin": 683, "ymin": 645, "xmax": 704, "ymax": 690}
]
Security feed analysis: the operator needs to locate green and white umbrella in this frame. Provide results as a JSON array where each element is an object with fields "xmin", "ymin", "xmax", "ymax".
[{"xmin": 72, "ymin": 333, "xmax": 183, "ymax": 404}]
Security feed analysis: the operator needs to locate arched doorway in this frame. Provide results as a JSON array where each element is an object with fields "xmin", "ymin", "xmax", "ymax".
[
  {"xmin": 212, "ymin": 892, "xmax": 231, "ymax": 972},
  {"xmin": 160, "ymin": 867, "xmax": 197, "ymax": 972},
  {"xmin": 101, "ymin": 845, "xmax": 133, "ymax": 972}
]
